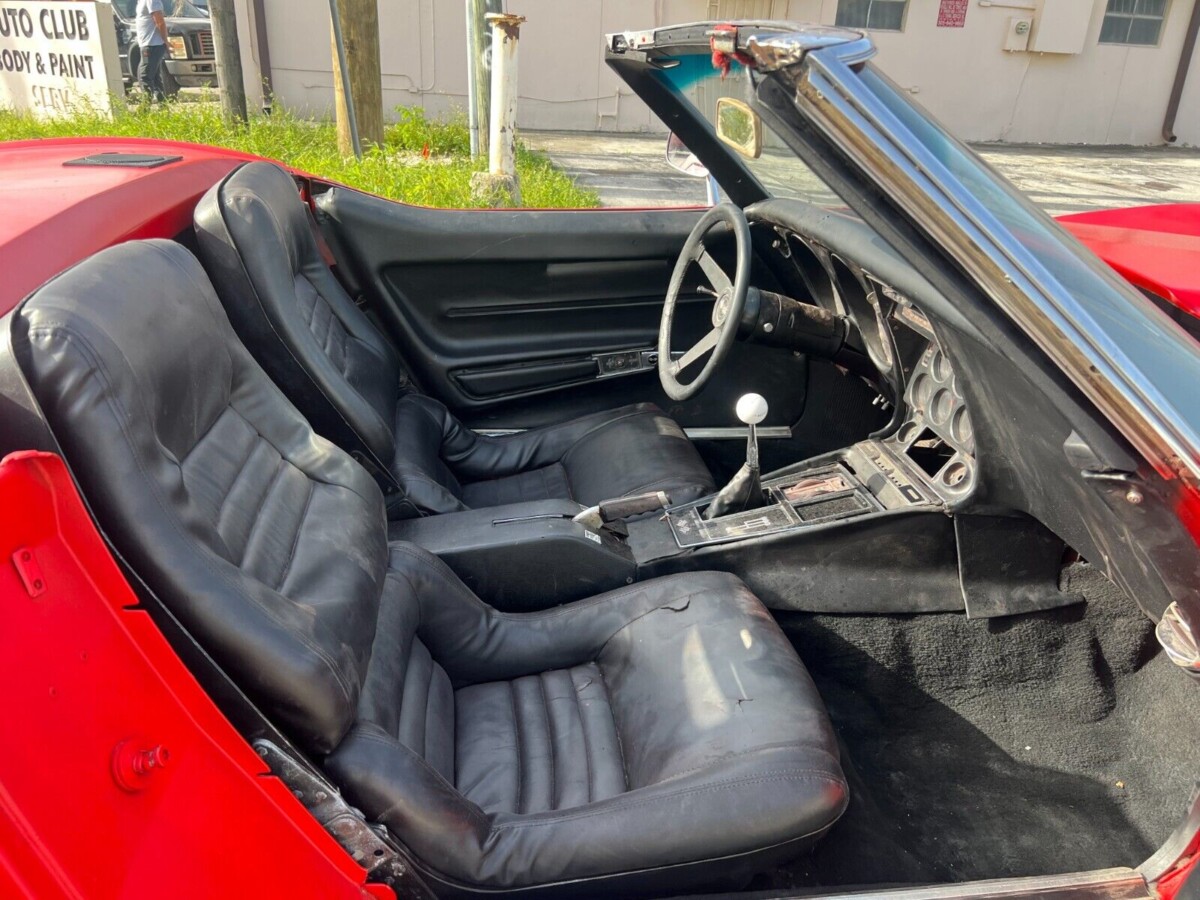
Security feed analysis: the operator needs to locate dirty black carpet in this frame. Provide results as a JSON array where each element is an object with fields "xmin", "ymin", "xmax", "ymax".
[{"xmin": 758, "ymin": 563, "xmax": 1200, "ymax": 890}]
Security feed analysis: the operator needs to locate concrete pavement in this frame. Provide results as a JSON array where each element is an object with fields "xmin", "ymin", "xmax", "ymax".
[{"xmin": 523, "ymin": 130, "xmax": 1200, "ymax": 215}]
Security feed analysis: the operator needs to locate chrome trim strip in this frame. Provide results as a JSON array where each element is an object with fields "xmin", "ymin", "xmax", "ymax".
[
  {"xmin": 792, "ymin": 44, "xmax": 1200, "ymax": 486},
  {"xmin": 685, "ymin": 426, "xmax": 792, "ymax": 439},
  {"xmin": 787, "ymin": 867, "xmax": 1149, "ymax": 900},
  {"xmin": 1139, "ymin": 784, "xmax": 1200, "ymax": 882}
]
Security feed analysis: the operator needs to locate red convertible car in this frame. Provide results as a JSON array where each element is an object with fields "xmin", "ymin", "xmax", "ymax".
[{"xmin": 1, "ymin": 20, "xmax": 1199, "ymax": 900}]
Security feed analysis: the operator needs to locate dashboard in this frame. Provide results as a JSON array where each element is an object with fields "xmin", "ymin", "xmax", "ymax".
[{"xmin": 755, "ymin": 204, "xmax": 980, "ymax": 507}]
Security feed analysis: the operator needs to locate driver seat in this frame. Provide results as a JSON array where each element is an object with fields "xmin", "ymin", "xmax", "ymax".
[{"xmin": 194, "ymin": 162, "xmax": 715, "ymax": 517}]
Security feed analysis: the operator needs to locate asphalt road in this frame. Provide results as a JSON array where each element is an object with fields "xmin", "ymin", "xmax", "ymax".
[{"xmin": 524, "ymin": 130, "xmax": 1200, "ymax": 216}]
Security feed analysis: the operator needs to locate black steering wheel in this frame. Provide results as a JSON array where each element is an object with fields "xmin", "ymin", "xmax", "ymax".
[{"xmin": 658, "ymin": 203, "xmax": 752, "ymax": 401}]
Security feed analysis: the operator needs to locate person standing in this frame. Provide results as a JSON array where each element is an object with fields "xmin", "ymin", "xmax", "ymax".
[{"xmin": 135, "ymin": 0, "xmax": 169, "ymax": 101}]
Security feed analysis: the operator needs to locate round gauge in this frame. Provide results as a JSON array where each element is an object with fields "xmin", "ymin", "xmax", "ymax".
[
  {"xmin": 910, "ymin": 373, "xmax": 933, "ymax": 411},
  {"xmin": 929, "ymin": 349, "xmax": 951, "ymax": 383},
  {"xmin": 941, "ymin": 460, "xmax": 969, "ymax": 490},
  {"xmin": 951, "ymin": 406, "xmax": 974, "ymax": 447},
  {"xmin": 930, "ymin": 388, "xmax": 955, "ymax": 426}
]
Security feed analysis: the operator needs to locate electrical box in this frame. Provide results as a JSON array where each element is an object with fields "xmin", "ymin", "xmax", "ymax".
[
  {"xmin": 1029, "ymin": 0, "xmax": 1095, "ymax": 53},
  {"xmin": 1003, "ymin": 16, "xmax": 1033, "ymax": 52}
]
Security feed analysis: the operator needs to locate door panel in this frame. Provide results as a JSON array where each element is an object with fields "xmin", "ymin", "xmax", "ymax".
[{"xmin": 314, "ymin": 187, "xmax": 808, "ymax": 429}]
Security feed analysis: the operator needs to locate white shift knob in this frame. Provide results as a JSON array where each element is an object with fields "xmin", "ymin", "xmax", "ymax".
[{"xmin": 736, "ymin": 393, "xmax": 768, "ymax": 426}]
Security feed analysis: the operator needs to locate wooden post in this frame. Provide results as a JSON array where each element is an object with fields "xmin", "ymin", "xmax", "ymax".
[
  {"xmin": 209, "ymin": 0, "xmax": 248, "ymax": 123},
  {"xmin": 330, "ymin": 0, "xmax": 384, "ymax": 155}
]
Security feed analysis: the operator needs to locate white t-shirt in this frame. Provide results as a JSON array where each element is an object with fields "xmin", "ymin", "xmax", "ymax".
[{"xmin": 136, "ymin": 0, "xmax": 165, "ymax": 48}]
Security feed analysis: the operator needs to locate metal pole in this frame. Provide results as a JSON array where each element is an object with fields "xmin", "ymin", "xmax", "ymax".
[
  {"xmin": 251, "ymin": 0, "xmax": 274, "ymax": 114},
  {"xmin": 209, "ymin": 0, "xmax": 248, "ymax": 123},
  {"xmin": 327, "ymin": 0, "xmax": 361, "ymax": 159},
  {"xmin": 1162, "ymin": 0, "xmax": 1200, "ymax": 143},
  {"xmin": 467, "ymin": 0, "xmax": 502, "ymax": 159},
  {"xmin": 487, "ymin": 12, "xmax": 523, "ymax": 179}
]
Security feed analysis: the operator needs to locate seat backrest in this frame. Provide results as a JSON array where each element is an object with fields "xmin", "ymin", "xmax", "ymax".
[
  {"xmin": 14, "ymin": 240, "xmax": 386, "ymax": 755},
  {"xmin": 194, "ymin": 161, "xmax": 400, "ymax": 474}
]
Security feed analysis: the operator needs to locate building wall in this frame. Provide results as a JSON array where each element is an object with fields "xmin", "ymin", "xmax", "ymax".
[{"xmin": 229, "ymin": 0, "xmax": 1199, "ymax": 145}]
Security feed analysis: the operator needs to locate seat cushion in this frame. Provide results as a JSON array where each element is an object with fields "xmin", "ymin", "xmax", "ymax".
[
  {"xmin": 557, "ymin": 404, "xmax": 715, "ymax": 507},
  {"xmin": 459, "ymin": 463, "xmax": 573, "ymax": 508},
  {"xmin": 394, "ymin": 394, "xmax": 715, "ymax": 515},
  {"xmin": 326, "ymin": 546, "xmax": 848, "ymax": 893},
  {"xmin": 455, "ymin": 661, "xmax": 627, "ymax": 815}
]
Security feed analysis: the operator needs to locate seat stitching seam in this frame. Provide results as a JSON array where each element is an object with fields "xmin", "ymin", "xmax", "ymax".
[
  {"xmin": 489, "ymin": 770, "xmax": 846, "ymax": 831},
  {"xmin": 275, "ymin": 475, "xmax": 315, "ymax": 591},
  {"xmin": 211, "ymin": 414, "xmax": 258, "ymax": 530},
  {"xmin": 509, "ymin": 680, "xmax": 524, "ymax": 815},
  {"xmin": 421, "ymin": 654, "xmax": 437, "ymax": 770},
  {"xmin": 225, "ymin": 400, "xmax": 380, "ymax": 507},
  {"xmin": 657, "ymin": 742, "xmax": 843, "ymax": 784},
  {"xmin": 28, "ymin": 326, "xmax": 360, "ymax": 711},
  {"xmin": 537, "ymin": 673, "xmax": 556, "ymax": 810},
  {"xmin": 180, "ymin": 403, "xmax": 235, "ymax": 466},
  {"xmin": 387, "ymin": 544, "xmax": 733, "ymax": 623},
  {"xmin": 240, "ymin": 456, "xmax": 289, "ymax": 568},
  {"xmin": 570, "ymin": 668, "xmax": 593, "ymax": 804},
  {"xmin": 596, "ymin": 663, "xmax": 629, "ymax": 791}
]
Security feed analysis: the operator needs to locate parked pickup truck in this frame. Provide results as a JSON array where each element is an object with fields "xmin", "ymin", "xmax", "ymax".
[{"xmin": 110, "ymin": 0, "xmax": 218, "ymax": 95}]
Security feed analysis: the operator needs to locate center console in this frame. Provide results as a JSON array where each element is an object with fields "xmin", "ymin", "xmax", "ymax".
[{"xmin": 395, "ymin": 301, "xmax": 984, "ymax": 615}]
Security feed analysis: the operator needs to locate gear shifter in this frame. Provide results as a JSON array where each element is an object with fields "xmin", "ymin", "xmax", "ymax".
[{"xmin": 704, "ymin": 393, "xmax": 768, "ymax": 520}]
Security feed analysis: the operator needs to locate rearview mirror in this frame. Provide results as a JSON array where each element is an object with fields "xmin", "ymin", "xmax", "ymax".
[{"xmin": 715, "ymin": 98, "xmax": 762, "ymax": 160}]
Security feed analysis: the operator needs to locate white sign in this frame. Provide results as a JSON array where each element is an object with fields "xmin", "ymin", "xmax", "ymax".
[{"xmin": 0, "ymin": 1, "xmax": 123, "ymax": 117}]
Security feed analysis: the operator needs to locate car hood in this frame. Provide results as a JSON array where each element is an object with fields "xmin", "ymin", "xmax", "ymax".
[
  {"xmin": 166, "ymin": 17, "xmax": 211, "ymax": 32},
  {"xmin": 1059, "ymin": 204, "xmax": 1200, "ymax": 319}
]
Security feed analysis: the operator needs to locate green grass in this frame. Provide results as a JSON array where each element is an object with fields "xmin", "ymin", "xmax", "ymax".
[{"xmin": 0, "ymin": 100, "xmax": 599, "ymax": 209}]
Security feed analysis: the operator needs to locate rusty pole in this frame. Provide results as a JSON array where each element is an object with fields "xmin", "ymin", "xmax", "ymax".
[{"xmin": 487, "ymin": 13, "xmax": 524, "ymax": 180}]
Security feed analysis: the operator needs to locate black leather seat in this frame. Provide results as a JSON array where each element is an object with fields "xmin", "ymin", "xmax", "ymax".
[
  {"xmin": 14, "ymin": 241, "xmax": 847, "ymax": 896},
  {"xmin": 192, "ymin": 162, "xmax": 715, "ymax": 517}
]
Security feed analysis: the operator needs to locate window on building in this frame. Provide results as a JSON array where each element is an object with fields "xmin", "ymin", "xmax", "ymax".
[
  {"xmin": 835, "ymin": 0, "xmax": 909, "ymax": 31},
  {"xmin": 1099, "ymin": 0, "xmax": 1168, "ymax": 45}
]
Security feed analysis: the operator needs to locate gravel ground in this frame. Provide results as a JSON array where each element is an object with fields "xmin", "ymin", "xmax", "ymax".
[{"xmin": 523, "ymin": 130, "xmax": 1200, "ymax": 215}]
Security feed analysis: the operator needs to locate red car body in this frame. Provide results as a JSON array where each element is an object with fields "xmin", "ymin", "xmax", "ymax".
[{"xmin": 0, "ymin": 137, "xmax": 1197, "ymax": 898}]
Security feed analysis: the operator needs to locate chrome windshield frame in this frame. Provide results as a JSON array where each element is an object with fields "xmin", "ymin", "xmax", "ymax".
[
  {"xmin": 765, "ymin": 35, "xmax": 1200, "ymax": 487},
  {"xmin": 608, "ymin": 22, "xmax": 1200, "ymax": 488}
]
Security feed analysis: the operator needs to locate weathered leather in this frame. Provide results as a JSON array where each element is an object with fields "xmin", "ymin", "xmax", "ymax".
[
  {"xmin": 194, "ymin": 161, "xmax": 714, "ymax": 517},
  {"xmin": 15, "ymin": 240, "xmax": 846, "ymax": 895}
]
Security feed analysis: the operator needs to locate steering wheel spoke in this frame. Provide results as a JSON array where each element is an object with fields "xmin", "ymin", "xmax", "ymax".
[
  {"xmin": 696, "ymin": 248, "xmax": 732, "ymax": 293},
  {"xmin": 670, "ymin": 328, "xmax": 721, "ymax": 376}
]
